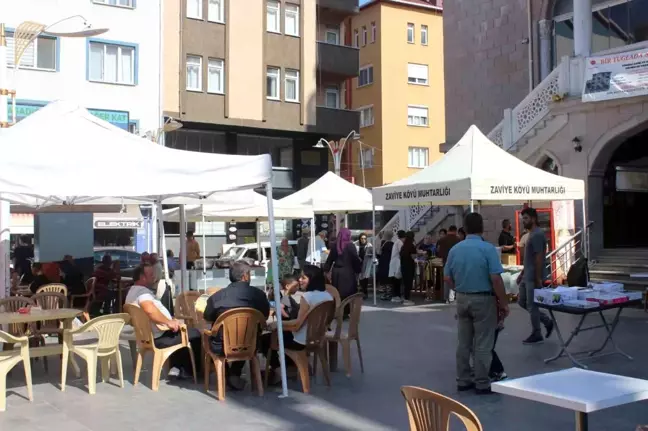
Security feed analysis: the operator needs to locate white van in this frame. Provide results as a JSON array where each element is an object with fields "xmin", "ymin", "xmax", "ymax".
[{"xmin": 216, "ymin": 241, "xmax": 298, "ymax": 269}]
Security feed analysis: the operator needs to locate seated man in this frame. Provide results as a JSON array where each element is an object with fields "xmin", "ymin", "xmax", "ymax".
[
  {"xmin": 203, "ymin": 261, "xmax": 270, "ymax": 390},
  {"xmin": 125, "ymin": 263, "xmax": 201, "ymax": 380}
]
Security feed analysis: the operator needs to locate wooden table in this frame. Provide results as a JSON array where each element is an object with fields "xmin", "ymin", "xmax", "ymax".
[
  {"xmin": 0, "ymin": 308, "xmax": 82, "ymax": 375},
  {"xmin": 493, "ymin": 368, "xmax": 648, "ymax": 431}
]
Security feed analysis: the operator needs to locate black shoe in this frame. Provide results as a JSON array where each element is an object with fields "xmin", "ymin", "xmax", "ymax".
[
  {"xmin": 475, "ymin": 387, "xmax": 494, "ymax": 395},
  {"xmin": 523, "ymin": 334, "xmax": 544, "ymax": 345},
  {"xmin": 545, "ymin": 321, "xmax": 554, "ymax": 339},
  {"xmin": 457, "ymin": 382, "xmax": 475, "ymax": 391},
  {"xmin": 489, "ymin": 372, "xmax": 508, "ymax": 382}
]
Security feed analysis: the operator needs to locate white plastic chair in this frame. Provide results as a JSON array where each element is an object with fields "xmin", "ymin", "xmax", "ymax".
[
  {"xmin": 0, "ymin": 331, "xmax": 33, "ymax": 411},
  {"xmin": 61, "ymin": 313, "xmax": 129, "ymax": 395}
]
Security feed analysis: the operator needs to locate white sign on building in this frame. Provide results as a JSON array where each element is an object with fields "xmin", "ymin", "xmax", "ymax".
[{"xmin": 583, "ymin": 49, "xmax": 648, "ymax": 103}]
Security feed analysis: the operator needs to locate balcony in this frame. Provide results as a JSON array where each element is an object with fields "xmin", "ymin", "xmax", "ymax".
[
  {"xmin": 317, "ymin": 0, "xmax": 359, "ymax": 15},
  {"xmin": 317, "ymin": 42, "xmax": 359, "ymax": 80},
  {"xmin": 316, "ymin": 106, "xmax": 360, "ymax": 138}
]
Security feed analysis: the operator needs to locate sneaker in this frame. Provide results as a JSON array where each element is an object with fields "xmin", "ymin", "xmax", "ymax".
[
  {"xmin": 167, "ymin": 367, "xmax": 181, "ymax": 378},
  {"xmin": 402, "ymin": 300, "xmax": 415, "ymax": 306},
  {"xmin": 391, "ymin": 296, "xmax": 403, "ymax": 304},
  {"xmin": 490, "ymin": 372, "xmax": 508, "ymax": 382},
  {"xmin": 545, "ymin": 320, "xmax": 554, "ymax": 339},
  {"xmin": 522, "ymin": 334, "xmax": 544, "ymax": 345}
]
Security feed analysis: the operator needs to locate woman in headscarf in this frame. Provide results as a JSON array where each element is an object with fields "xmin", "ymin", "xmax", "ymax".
[
  {"xmin": 377, "ymin": 231, "xmax": 394, "ymax": 299},
  {"xmin": 355, "ymin": 233, "xmax": 373, "ymax": 299},
  {"xmin": 324, "ymin": 227, "xmax": 362, "ymax": 301},
  {"xmin": 277, "ymin": 238, "xmax": 295, "ymax": 280}
]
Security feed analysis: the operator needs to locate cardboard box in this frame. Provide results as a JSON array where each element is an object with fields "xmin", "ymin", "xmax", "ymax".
[
  {"xmin": 501, "ymin": 253, "xmax": 517, "ymax": 266},
  {"xmin": 590, "ymin": 282, "xmax": 624, "ymax": 293},
  {"xmin": 577, "ymin": 288, "xmax": 595, "ymax": 300},
  {"xmin": 562, "ymin": 299, "xmax": 599, "ymax": 309},
  {"xmin": 585, "ymin": 292, "xmax": 629, "ymax": 305},
  {"xmin": 534, "ymin": 287, "xmax": 579, "ymax": 305}
]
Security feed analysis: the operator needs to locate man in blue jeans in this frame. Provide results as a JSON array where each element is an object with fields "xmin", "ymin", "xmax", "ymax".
[
  {"xmin": 445, "ymin": 213, "xmax": 509, "ymax": 394},
  {"xmin": 517, "ymin": 207, "xmax": 554, "ymax": 344}
]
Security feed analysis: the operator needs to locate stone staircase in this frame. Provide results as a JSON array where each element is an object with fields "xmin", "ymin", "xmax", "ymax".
[{"xmin": 589, "ymin": 249, "xmax": 648, "ymax": 291}]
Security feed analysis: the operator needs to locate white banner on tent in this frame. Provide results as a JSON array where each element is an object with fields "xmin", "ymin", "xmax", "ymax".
[{"xmin": 582, "ymin": 49, "xmax": 648, "ymax": 103}]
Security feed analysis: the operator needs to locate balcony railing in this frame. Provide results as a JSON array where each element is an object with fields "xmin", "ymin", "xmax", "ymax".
[
  {"xmin": 316, "ymin": 106, "xmax": 360, "ymax": 138},
  {"xmin": 317, "ymin": 41, "xmax": 359, "ymax": 79}
]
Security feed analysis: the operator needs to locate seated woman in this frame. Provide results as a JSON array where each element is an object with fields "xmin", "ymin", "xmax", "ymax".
[
  {"xmin": 262, "ymin": 265, "xmax": 333, "ymax": 384},
  {"xmin": 29, "ymin": 262, "xmax": 51, "ymax": 294}
]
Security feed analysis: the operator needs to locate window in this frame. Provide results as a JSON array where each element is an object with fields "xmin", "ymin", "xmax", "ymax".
[
  {"xmin": 208, "ymin": 0, "xmax": 225, "ymax": 23},
  {"xmin": 267, "ymin": 1, "xmax": 280, "ymax": 33},
  {"xmin": 324, "ymin": 86, "xmax": 339, "ymax": 108},
  {"xmin": 186, "ymin": 55, "xmax": 202, "ymax": 91},
  {"xmin": 360, "ymin": 147, "xmax": 374, "ymax": 169},
  {"xmin": 326, "ymin": 26, "xmax": 340, "ymax": 45},
  {"xmin": 371, "ymin": 22, "xmax": 376, "ymax": 43},
  {"xmin": 285, "ymin": 4, "xmax": 299, "ymax": 36},
  {"xmin": 267, "ymin": 67, "xmax": 280, "ymax": 99},
  {"xmin": 408, "ymin": 147, "xmax": 429, "ymax": 168},
  {"xmin": 93, "ymin": 0, "xmax": 133, "ymax": 7},
  {"xmin": 407, "ymin": 63, "xmax": 428, "ymax": 85},
  {"xmin": 207, "ymin": 58, "xmax": 224, "ymax": 93},
  {"xmin": 358, "ymin": 105, "xmax": 374, "ymax": 127},
  {"xmin": 362, "ymin": 26, "xmax": 367, "ymax": 46},
  {"xmin": 6, "ymin": 33, "xmax": 57, "ymax": 71},
  {"xmin": 407, "ymin": 105, "xmax": 429, "ymax": 127},
  {"xmin": 354, "ymin": 29, "xmax": 359, "ymax": 47},
  {"xmin": 358, "ymin": 65, "xmax": 374, "ymax": 87},
  {"xmin": 89, "ymin": 41, "xmax": 136, "ymax": 85},
  {"xmin": 187, "ymin": 0, "xmax": 202, "ymax": 19},
  {"xmin": 407, "ymin": 23, "xmax": 415, "ymax": 43},
  {"xmin": 285, "ymin": 69, "xmax": 299, "ymax": 102},
  {"xmin": 421, "ymin": 25, "xmax": 428, "ymax": 45}
]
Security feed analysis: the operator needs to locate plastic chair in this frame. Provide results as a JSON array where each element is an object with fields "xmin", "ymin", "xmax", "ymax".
[
  {"xmin": 325, "ymin": 285, "xmax": 342, "ymax": 311},
  {"xmin": 0, "ymin": 297, "xmax": 36, "ymax": 338},
  {"xmin": 203, "ymin": 308, "xmax": 265, "ymax": 401},
  {"xmin": 326, "ymin": 293, "xmax": 364, "ymax": 377},
  {"xmin": 0, "ymin": 331, "xmax": 33, "ymax": 411},
  {"xmin": 71, "ymin": 277, "xmax": 96, "ymax": 322},
  {"xmin": 36, "ymin": 283, "xmax": 68, "ymax": 296},
  {"xmin": 60, "ymin": 313, "xmax": 129, "ymax": 395},
  {"xmin": 32, "ymin": 292, "xmax": 69, "ymax": 363},
  {"xmin": 264, "ymin": 300, "xmax": 335, "ymax": 394},
  {"xmin": 124, "ymin": 304, "xmax": 197, "ymax": 391},
  {"xmin": 400, "ymin": 386, "xmax": 483, "ymax": 431},
  {"xmin": 175, "ymin": 291, "xmax": 202, "ymax": 328}
]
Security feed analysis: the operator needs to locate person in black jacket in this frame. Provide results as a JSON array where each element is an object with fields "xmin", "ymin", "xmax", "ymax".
[
  {"xmin": 203, "ymin": 261, "xmax": 270, "ymax": 390},
  {"xmin": 324, "ymin": 227, "xmax": 361, "ymax": 301},
  {"xmin": 377, "ymin": 231, "xmax": 394, "ymax": 299}
]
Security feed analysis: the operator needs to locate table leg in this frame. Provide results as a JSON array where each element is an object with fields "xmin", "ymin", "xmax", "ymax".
[
  {"xmin": 588, "ymin": 308, "xmax": 632, "ymax": 360},
  {"xmin": 328, "ymin": 341, "xmax": 338, "ymax": 372},
  {"xmin": 544, "ymin": 310, "xmax": 588, "ymax": 369},
  {"xmin": 575, "ymin": 412, "xmax": 588, "ymax": 431},
  {"xmin": 118, "ymin": 286, "xmax": 123, "ymax": 313}
]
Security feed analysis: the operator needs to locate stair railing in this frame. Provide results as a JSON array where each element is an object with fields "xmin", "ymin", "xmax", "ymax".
[{"xmin": 545, "ymin": 221, "xmax": 593, "ymax": 286}]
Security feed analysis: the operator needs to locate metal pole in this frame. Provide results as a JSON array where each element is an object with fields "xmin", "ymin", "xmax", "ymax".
[
  {"xmin": 574, "ymin": 0, "xmax": 592, "ymax": 57},
  {"xmin": 582, "ymin": 198, "xmax": 588, "ymax": 258},
  {"xmin": 156, "ymin": 203, "xmax": 170, "ymax": 285},
  {"xmin": 372, "ymin": 205, "xmax": 377, "ymax": 305},
  {"xmin": 179, "ymin": 204, "xmax": 187, "ymax": 293},
  {"xmin": 0, "ymin": 25, "xmax": 11, "ymax": 299},
  {"xmin": 256, "ymin": 219, "xmax": 262, "ymax": 264},
  {"xmin": 334, "ymin": 150, "xmax": 341, "ymax": 234},
  {"xmin": 310, "ymin": 216, "xmax": 315, "ymax": 264},
  {"xmin": 266, "ymin": 182, "xmax": 289, "ymax": 398},
  {"xmin": 470, "ymin": 200, "xmax": 475, "ymax": 213},
  {"xmin": 575, "ymin": 411, "xmax": 588, "ymax": 431},
  {"xmin": 201, "ymin": 206, "xmax": 207, "ymax": 291}
]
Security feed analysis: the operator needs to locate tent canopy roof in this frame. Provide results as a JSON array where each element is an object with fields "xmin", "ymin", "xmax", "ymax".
[
  {"xmin": 372, "ymin": 126, "xmax": 585, "ymax": 206},
  {"xmin": 279, "ymin": 171, "xmax": 373, "ymax": 213},
  {"xmin": 163, "ymin": 190, "xmax": 313, "ymax": 222},
  {"xmin": 0, "ymin": 101, "xmax": 271, "ymax": 206}
]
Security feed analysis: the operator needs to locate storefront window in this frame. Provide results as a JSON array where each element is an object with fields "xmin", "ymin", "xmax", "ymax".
[{"xmin": 553, "ymin": 0, "xmax": 648, "ymax": 65}]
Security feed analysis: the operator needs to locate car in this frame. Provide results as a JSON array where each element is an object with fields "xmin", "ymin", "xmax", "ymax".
[
  {"xmin": 213, "ymin": 241, "xmax": 298, "ymax": 269},
  {"xmin": 93, "ymin": 248, "xmax": 142, "ymax": 278}
]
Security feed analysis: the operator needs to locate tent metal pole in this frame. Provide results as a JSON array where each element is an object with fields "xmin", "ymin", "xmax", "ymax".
[
  {"xmin": 310, "ymin": 216, "xmax": 315, "ymax": 265},
  {"xmin": 582, "ymin": 199, "xmax": 588, "ymax": 259},
  {"xmin": 372, "ymin": 205, "xmax": 377, "ymax": 306},
  {"xmin": 157, "ymin": 203, "xmax": 170, "ymax": 286},
  {"xmin": 179, "ymin": 204, "xmax": 187, "ymax": 293},
  {"xmin": 266, "ymin": 181, "xmax": 289, "ymax": 398},
  {"xmin": 470, "ymin": 200, "xmax": 474, "ymax": 212},
  {"xmin": 202, "ymin": 207, "xmax": 207, "ymax": 291},
  {"xmin": 256, "ymin": 219, "xmax": 262, "ymax": 265}
]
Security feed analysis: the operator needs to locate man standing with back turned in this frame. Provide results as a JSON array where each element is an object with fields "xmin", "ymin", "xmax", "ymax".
[
  {"xmin": 445, "ymin": 213, "xmax": 509, "ymax": 394},
  {"xmin": 518, "ymin": 207, "xmax": 554, "ymax": 344}
]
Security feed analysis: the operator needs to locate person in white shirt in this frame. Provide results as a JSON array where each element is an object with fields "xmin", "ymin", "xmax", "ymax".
[
  {"xmin": 306, "ymin": 230, "xmax": 328, "ymax": 265},
  {"xmin": 125, "ymin": 263, "xmax": 202, "ymax": 379},
  {"xmin": 388, "ymin": 230, "xmax": 406, "ymax": 303}
]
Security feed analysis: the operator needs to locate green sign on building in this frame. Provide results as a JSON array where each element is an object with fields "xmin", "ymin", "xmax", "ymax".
[{"xmin": 8, "ymin": 101, "xmax": 131, "ymax": 131}]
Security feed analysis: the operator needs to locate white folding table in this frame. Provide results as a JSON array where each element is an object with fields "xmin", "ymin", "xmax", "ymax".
[{"xmin": 492, "ymin": 368, "xmax": 648, "ymax": 431}]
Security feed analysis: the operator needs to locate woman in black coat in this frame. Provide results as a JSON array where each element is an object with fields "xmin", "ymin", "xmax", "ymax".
[
  {"xmin": 377, "ymin": 231, "xmax": 394, "ymax": 286},
  {"xmin": 324, "ymin": 228, "xmax": 362, "ymax": 300}
]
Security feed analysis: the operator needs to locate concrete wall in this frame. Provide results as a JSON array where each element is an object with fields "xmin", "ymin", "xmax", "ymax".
[{"xmin": 5, "ymin": 0, "xmax": 161, "ymax": 134}]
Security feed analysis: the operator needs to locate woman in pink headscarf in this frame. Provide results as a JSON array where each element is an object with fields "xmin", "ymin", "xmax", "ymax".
[{"xmin": 324, "ymin": 228, "xmax": 362, "ymax": 301}]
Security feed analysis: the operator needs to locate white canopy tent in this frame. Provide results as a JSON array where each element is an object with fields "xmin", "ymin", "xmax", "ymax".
[
  {"xmin": 0, "ymin": 101, "xmax": 292, "ymax": 396},
  {"xmin": 373, "ymin": 125, "xmax": 585, "ymax": 207}
]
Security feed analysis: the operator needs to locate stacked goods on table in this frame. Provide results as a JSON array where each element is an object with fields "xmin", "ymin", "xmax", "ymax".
[{"xmin": 534, "ymin": 282, "xmax": 642, "ymax": 308}]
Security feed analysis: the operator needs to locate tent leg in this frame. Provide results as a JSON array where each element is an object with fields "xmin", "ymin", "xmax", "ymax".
[
  {"xmin": 372, "ymin": 206, "xmax": 377, "ymax": 306},
  {"xmin": 256, "ymin": 219, "xmax": 262, "ymax": 265},
  {"xmin": 0, "ymin": 198, "xmax": 9, "ymax": 300},
  {"xmin": 582, "ymin": 199, "xmax": 588, "ymax": 261},
  {"xmin": 266, "ymin": 182, "xmax": 289, "ymax": 398},
  {"xmin": 470, "ymin": 200, "xmax": 474, "ymax": 213},
  {"xmin": 202, "ymin": 207, "xmax": 207, "ymax": 291},
  {"xmin": 157, "ymin": 203, "xmax": 170, "ymax": 287},
  {"xmin": 310, "ymin": 216, "xmax": 315, "ymax": 265},
  {"xmin": 179, "ymin": 205, "xmax": 187, "ymax": 293}
]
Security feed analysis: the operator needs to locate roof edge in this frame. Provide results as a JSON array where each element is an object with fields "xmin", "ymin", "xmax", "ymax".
[{"xmin": 360, "ymin": 0, "xmax": 443, "ymax": 13}]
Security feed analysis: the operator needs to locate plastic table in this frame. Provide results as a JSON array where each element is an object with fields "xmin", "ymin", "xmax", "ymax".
[
  {"xmin": 493, "ymin": 368, "xmax": 648, "ymax": 431},
  {"xmin": 536, "ymin": 300, "xmax": 640, "ymax": 368}
]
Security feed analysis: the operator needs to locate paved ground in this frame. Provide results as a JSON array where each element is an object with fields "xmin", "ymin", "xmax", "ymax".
[{"xmin": 2, "ymin": 300, "xmax": 648, "ymax": 430}]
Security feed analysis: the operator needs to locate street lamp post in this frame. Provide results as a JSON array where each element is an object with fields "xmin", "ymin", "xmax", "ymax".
[{"xmin": 0, "ymin": 18, "xmax": 108, "ymax": 299}]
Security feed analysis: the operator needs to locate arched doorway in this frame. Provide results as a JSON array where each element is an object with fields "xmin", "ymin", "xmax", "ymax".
[
  {"xmin": 538, "ymin": 155, "xmax": 559, "ymax": 175},
  {"xmin": 601, "ymin": 128, "xmax": 648, "ymax": 248}
]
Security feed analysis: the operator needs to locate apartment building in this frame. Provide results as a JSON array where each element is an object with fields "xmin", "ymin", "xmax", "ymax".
[
  {"xmin": 349, "ymin": 0, "xmax": 444, "ymax": 188},
  {"xmin": 162, "ymin": 0, "xmax": 360, "ymax": 198}
]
